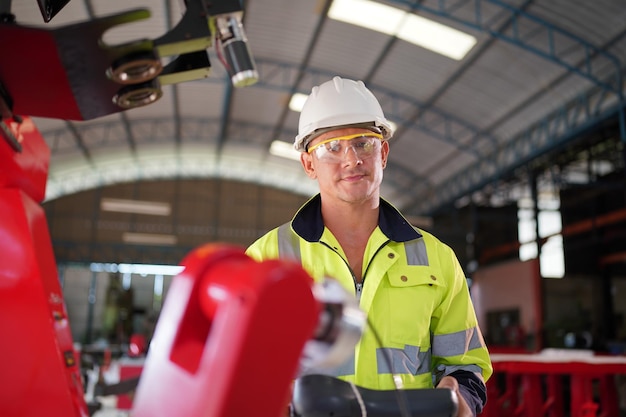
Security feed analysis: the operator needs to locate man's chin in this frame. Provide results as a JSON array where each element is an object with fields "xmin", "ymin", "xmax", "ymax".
[{"xmin": 338, "ymin": 189, "xmax": 377, "ymax": 205}]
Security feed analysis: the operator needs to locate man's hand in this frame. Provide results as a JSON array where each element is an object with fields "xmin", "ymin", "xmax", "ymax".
[{"xmin": 436, "ymin": 376, "xmax": 473, "ymax": 417}]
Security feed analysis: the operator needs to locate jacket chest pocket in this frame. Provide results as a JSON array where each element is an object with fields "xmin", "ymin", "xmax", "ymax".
[{"xmin": 384, "ymin": 266, "xmax": 445, "ymax": 344}]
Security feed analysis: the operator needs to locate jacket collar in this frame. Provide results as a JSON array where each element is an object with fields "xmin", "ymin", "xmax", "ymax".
[{"xmin": 291, "ymin": 194, "xmax": 422, "ymax": 243}]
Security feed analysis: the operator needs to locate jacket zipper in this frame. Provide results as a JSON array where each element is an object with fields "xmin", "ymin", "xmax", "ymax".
[
  {"xmin": 355, "ymin": 282, "xmax": 363, "ymax": 300},
  {"xmin": 320, "ymin": 239, "xmax": 391, "ymax": 301}
]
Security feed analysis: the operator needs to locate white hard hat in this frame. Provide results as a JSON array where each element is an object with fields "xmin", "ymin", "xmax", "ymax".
[{"xmin": 294, "ymin": 76, "xmax": 394, "ymax": 152}]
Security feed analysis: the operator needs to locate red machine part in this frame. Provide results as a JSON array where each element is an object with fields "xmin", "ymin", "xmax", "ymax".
[
  {"xmin": 0, "ymin": 117, "xmax": 88, "ymax": 417},
  {"xmin": 131, "ymin": 244, "xmax": 321, "ymax": 417},
  {"xmin": 483, "ymin": 353, "xmax": 626, "ymax": 417},
  {"xmin": 0, "ymin": 117, "xmax": 49, "ymax": 201}
]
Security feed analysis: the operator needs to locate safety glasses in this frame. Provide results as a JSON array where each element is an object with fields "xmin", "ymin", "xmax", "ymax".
[{"xmin": 307, "ymin": 133, "xmax": 383, "ymax": 163}]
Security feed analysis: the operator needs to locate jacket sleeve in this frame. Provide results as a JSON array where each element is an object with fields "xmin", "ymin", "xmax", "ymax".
[
  {"xmin": 428, "ymin": 235, "xmax": 493, "ymax": 412},
  {"xmin": 452, "ymin": 370, "xmax": 488, "ymax": 416},
  {"xmin": 245, "ymin": 228, "xmax": 280, "ymax": 261}
]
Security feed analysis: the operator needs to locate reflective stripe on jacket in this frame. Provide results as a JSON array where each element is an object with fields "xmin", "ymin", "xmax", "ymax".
[{"xmin": 246, "ymin": 194, "xmax": 493, "ymax": 390}]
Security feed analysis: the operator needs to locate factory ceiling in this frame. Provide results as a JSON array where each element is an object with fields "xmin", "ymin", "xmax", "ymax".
[{"xmin": 4, "ymin": 0, "xmax": 626, "ymax": 220}]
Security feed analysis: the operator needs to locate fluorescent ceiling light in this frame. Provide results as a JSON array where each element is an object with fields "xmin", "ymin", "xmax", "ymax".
[
  {"xmin": 289, "ymin": 93, "xmax": 309, "ymax": 112},
  {"xmin": 90, "ymin": 262, "xmax": 184, "ymax": 276},
  {"xmin": 398, "ymin": 14, "xmax": 477, "ymax": 60},
  {"xmin": 329, "ymin": 0, "xmax": 404, "ymax": 35},
  {"xmin": 328, "ymin": 0, "xmax": 476, "ymax": 60},
  {"xmin": 117, "ymin": 263, "xmax": 183, "ymax": 276},
  {"xmin": 122, "ymin": 232, "xmax": 177, "ymax": 246},
  {"xmin": 101, "ymin": 198, "xmax": 171, "ymax": 216},
  {"xmin": 270, "ymin": 140, "xmax": 301, "ymax": 161}
]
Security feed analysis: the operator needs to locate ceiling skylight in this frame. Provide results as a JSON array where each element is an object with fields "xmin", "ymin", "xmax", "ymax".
[
  {"xmin": 270, "ymin": 140, "xmax": 301, "ymax": 161},
  {"xmin": 101, "ymin": 198, "xmax": 171, "ymax": 216},
  {"xmin": 122, "ymin": 232, "xmax": 177, "ymax": 246},
  {"xmin": 289, "ymin": 93, "xmax": 308, "ymax": 112},
  {"xmin": 328, "ymin": 0, "xmax": 477, "ymax": 60}
]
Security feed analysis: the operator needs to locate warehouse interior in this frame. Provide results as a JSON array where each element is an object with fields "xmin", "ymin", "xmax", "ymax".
[{"xmin": 2, "ymin": 0, "xmax": 626, "ymax": 416}]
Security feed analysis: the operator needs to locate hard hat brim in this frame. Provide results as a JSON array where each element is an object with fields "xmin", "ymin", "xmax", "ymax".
[{"xmin": 295, "ymin": 121, "xmax": 393, "ymax": 152}]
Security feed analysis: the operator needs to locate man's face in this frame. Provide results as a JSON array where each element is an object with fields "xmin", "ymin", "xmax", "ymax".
[{"xmin": 300, "ymin": 127, "xmax": 389, "ymax": 205}]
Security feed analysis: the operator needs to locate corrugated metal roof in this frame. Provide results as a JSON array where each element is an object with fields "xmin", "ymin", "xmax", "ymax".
[{"xmin": 3, "ymin": 0, "xmax": 626, "ymax": 216}]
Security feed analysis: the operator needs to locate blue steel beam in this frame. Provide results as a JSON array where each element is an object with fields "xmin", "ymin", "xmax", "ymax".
[
  {"xmin": 389, "ymin": 0, "xmax": 622, "ymax": 94},
  {"xmin": 265, "ymin": 0, "xmax": 334, "ymax": 158},
  {"xmin": 43, "ymin": 117, "xmax": 269, "ymax": 154},
  {"xmin": 42, "ymin": 59, "xmax": 498, "ymax": 183},
  {"xmin": 163, "ymin": 0, "xmax": 182, "ymax": 145},
  {"xmin": 47, "ymin": 2, "xmax": 626, "ymax": 212},
  {"xmin": 253, "ymin": 59, "xmax": 500, "ymax": 153},
  {"xmin": 40, "ymin": 53, "xmax": 624, "ymax": 213},
  {"xmin": 217, "ymin": 78, "xmax": 234, "ymax": 154},
  {"xmin": 43, "ymin": 115, "xmax": 417, "ymax": 194},
  {"xmin": 387, "ymin": 0, "xmax": 626, "ymax": 214},
  {"xmin": 404, "ymin": 82, "xmax": 626, "ymax": 215}
]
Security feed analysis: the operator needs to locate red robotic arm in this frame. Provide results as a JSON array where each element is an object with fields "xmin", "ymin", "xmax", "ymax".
[
  {"xmin": 131, "ymin": 244, "xmax": 323, "ymax": 417},
  {"xmin": 0, "ymin": 116, "xmax": 89, "ymax": 417}
]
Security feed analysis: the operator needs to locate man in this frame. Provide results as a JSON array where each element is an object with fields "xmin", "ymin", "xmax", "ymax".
[{"xmin": 246, "ymin": 76, "xmax": 492, "ymax": 416}]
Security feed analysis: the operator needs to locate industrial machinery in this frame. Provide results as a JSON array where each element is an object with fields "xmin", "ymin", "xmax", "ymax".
[
  {"xmin": 130, "ymin": 243, "xmax": 361, "ymax": 417},
  {"xmin": 0, "ymin": 2, "xmax": 459, "ymax": 416},
  {"xmin": 0, "ymin": 114, "xmax": 88, "ymax": 417},
  {"xmin": 0, "ymin": 0, "xmax": 258, "ymax": 121}
]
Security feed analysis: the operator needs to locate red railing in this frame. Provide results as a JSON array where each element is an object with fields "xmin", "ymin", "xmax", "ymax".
[{"xmin": 483, "ymin": 351, "xmax": 625, "ymax": 417}]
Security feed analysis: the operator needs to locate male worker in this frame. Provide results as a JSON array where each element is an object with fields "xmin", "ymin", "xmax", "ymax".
[{"xmin": 246, "ymin": 76, "xmax": 492, "ymax": 416}]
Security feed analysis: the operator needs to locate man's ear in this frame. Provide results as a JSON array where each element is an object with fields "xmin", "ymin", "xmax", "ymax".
[
  {"xmin": 301, "ymin": 153, "xmax": 317, "ymax": 179},
  {"xmin": 381, "ymin": 140, "xmax": 390, "ymax": 169}
]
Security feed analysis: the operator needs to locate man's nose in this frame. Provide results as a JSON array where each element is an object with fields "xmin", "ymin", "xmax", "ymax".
[{"xmin": 343, "ymin": 145, "xmax": 362, "ymax": 164}]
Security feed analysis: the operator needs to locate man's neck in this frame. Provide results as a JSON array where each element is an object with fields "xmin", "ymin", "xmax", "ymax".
[
  {"xmin": 321, "ymin": 196, "xmax": 380, "ymax": 241},
  {"xmin": 320, "ymin": 196, "xmax": 379, "ymax": 282}
]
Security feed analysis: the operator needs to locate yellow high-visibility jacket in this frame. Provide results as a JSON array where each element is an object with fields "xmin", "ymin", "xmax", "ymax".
[{"xmin": 246, "ymin": 194, "xmax": 492, "ymax": 395}]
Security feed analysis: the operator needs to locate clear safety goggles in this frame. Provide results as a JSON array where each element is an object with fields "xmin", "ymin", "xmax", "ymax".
[{"xmin": 307, "ymin": 133, "xmax": 383, "ymax": 163}]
